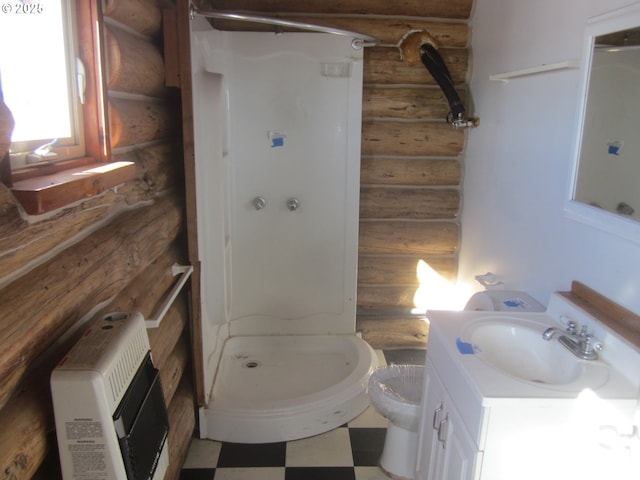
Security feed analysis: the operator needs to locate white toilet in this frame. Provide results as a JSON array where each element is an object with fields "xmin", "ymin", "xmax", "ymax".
[{"xmin": 367, "ymin": 364, "xmax": 424, "ymax": 479}]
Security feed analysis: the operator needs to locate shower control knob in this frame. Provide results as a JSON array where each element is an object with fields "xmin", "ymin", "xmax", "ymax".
[
  {"xmin": 287, "ymin": 198, "xmax": 300, "ymax": 211},
  {"xmin": 253, "ymin": 196, "xmax": 267, "ymax": 210}
]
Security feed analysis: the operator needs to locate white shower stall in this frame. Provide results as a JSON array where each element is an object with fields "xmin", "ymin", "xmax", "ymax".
[{"xmin": 189, "ymin": 17, "xmax": 377, "ymax": 443}]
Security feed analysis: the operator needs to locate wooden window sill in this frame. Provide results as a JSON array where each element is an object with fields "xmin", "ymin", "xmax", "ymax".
[{"xmin": 10, "ymin": 161, "xmax": 136, "ymax": 215}]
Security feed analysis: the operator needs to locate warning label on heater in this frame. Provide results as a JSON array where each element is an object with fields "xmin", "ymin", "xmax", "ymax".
[
  {"xmin": 64, "ymin": 419, "xmax": 108, "ymax": 479},
  {"xmin": 69, "ymin": 443, "xmax": 107, "ymax": 478},
  {"xmin": 65, "ymin": 420, "xmax": 103, "ymax": 440}
]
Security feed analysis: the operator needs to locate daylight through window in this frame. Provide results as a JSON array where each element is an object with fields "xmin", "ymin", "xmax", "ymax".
[{"xmin": 0, "ymin": 0, "xmax": 84, "ymax": 168}]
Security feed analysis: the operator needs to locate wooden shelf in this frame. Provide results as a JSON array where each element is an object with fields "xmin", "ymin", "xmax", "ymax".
[
  {"xmin": 490, "ymin": 60, "xmax": 580, "ymax": 81},
  {"xmin": 11, "ymin": 161, "xmax": 136, "ymax": 215}
]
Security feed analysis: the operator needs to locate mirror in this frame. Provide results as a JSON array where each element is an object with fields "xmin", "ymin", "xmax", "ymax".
[{"xmin": 567, "ymin": 5, "xmax": 640, "ymax": 244}]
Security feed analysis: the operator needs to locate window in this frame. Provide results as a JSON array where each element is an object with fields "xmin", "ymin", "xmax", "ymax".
[
  {"xmin": 0, "ymin": 0, "xmax": 98, "ymax": 170},
  {"xmin": 0, "ymin": 0, "xmax": 85, "ymax": 168},
  {"xmin": 0, "ymin": 1, "xmax": 134, "ymax": 215}
]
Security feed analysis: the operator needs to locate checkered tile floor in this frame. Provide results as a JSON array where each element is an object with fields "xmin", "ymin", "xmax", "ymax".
[{"xmin": 179, "ymin": 349, "xmax": 425, "ymax": 480}]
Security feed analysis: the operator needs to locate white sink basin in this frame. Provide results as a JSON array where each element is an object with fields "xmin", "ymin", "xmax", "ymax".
[{"xmin": 464, "ymin": 318, "xmax": 609, "ymax": 390}]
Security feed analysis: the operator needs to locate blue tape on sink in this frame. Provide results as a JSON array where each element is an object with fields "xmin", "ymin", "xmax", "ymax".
[{"xmin": 456, "ymin": 337, "xmax": 475, "ymax": 355}]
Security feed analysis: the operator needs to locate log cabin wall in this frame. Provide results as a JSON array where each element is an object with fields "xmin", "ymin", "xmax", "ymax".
[
  {"xmin": 0, "ymin": 1, "xmax": 195, "ymax": 479},
  {"xmin": 203, "ymin": 0, "xmax": 472, "ymax": 345}
]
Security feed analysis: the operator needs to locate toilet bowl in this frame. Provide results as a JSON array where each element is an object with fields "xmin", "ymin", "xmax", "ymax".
[{"xmin": 367, "ymin": 364, "xmax": 424, "ymax": 479}]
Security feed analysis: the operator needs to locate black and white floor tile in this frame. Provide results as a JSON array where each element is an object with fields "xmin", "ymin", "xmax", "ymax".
[{"xmin": 179, "ymin": 349, "xmax": 425, "ymax": 480}]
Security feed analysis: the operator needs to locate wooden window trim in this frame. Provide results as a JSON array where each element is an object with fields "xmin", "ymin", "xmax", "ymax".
[
  {"xmin": 2, "ymin": 0, "xmax": 134, "ymax": 215},
  {"xmin": 77, "ymin": 0, "xmax": 109, "ymax": 162}
]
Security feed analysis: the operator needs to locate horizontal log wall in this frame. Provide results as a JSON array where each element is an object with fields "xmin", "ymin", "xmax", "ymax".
[
  {"xmin": 210, "ymin": 0, "xmax": 473, "ymax": 19},
  {"xmin": 209, "ymin": 0, "xmax": 471, "ymax": 316},
  {"xmin": 359, "ymin": 16, "xmax": 466, "ymax": 313},
  {"xmin": 0, "ymin": 1, "xmax": 194, "ymax": 479}
]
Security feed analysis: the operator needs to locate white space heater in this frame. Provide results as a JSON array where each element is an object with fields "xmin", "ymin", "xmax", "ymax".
[{"xmin": 51, "ymin": 312, "xmax": 170, "ymax": 480}]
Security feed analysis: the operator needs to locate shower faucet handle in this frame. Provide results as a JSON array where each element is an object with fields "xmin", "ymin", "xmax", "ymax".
[
  {"xmin": 253, "ymin": 196, "xmax": 267, "ymax": 210},
  {"xmin": 287, "ymin": 198, "xmax": 300, "ymax": 211}
]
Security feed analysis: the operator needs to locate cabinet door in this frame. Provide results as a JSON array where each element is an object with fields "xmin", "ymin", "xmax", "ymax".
[
  {"xmin": 436, "ymin": 398, "xmax": 482, "ymax": 480},
  {"xmin": 415, "ymin": 365, "xmax": 449, "ymax": 480},
  {"xmin": 416, "ymin": 363, "xmax": 482, "ymax": 480}
]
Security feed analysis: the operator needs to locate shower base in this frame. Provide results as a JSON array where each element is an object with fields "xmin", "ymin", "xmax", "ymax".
[{"xmin": 199, "ymin": 334, "xmax": 377, "ymax": 443}]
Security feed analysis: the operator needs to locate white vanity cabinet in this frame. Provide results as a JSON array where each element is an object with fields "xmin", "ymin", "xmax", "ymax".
[
  {"xmin": 415, "ymin": 298, "xmax": 640, "ymax": 480},
  {"xmin": 415, "ymin": 360, "xmax": 482, "ymax": 480}
]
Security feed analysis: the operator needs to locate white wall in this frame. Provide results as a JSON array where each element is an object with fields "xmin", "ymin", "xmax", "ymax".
[{"xmin": 459, "ymin": 0, "xmax": 640, "ymax": 313}]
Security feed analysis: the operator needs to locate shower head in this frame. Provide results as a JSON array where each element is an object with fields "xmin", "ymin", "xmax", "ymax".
[{"xmin": 399, "ymin": 30, "xmax": 479, "ymax": 129}]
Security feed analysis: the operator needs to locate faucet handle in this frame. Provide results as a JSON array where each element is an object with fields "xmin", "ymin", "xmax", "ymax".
[
  {"xmin": 566, "ymin": 320, "xmax": 577, "ymax": 335},
  {"xmin": 579, "ymin": 325, "xmax": 588, "ymax": 336},
  {"xmin": 579, "ymin": 334, "xmax": 604, "ymax": 359}
]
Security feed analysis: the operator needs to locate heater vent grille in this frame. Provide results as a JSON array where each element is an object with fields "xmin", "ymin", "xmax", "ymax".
[{"xmin": 106, "ymin": 326, "xmax": 150, "ymax": 406}]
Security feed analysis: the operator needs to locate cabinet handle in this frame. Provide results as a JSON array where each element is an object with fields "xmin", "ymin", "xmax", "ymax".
[
  {"xmin": 432, "ymin": 403, "xmax": 443, "ymax": 429},
  {"xmin": 438, "ymin": 415, "xmax": 449, "ymax": 447}
]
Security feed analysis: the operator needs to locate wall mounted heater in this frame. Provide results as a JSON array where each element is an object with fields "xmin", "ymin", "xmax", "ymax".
[{"xmin": 51, "ymin": 312, "xmax": 170, "ymax": 480}]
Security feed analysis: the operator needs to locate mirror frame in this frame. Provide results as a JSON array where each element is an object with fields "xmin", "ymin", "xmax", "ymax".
[{"xmin": 565, "ymin": 3, "xmax": 640, "ymax": 244}]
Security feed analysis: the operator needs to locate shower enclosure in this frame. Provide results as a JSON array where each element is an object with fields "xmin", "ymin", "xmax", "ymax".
[{"xmin": 188, "ymin": 14, "xmax": 377, "ymax": 443}]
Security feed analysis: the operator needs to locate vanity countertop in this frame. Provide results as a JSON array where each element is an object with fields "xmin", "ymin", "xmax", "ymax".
[{"xmin": 426, "ymin": 292, "xmax": 640, "ymax": 406}]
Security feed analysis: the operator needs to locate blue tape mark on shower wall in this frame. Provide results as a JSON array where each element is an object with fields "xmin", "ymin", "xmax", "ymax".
[
  {"xmin": 607, "ymin": 140, "xmax": 622, "ymax": 156},
  {"xmin": 456, "ymin": 337, "xmax": 475, "ymax": 355},
  {"xmin": 269, "ymin": 131, "xmax": 286, "ymax": 148}
]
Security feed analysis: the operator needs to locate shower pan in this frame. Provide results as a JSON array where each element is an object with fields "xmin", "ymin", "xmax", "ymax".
[{"xmin": 188, "ymin": 16, "xmax": 377, "ymax": 443}]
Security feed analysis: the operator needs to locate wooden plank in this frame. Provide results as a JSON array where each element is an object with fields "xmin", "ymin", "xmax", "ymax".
[
  {"xmin": 358, "ymin": 221, "xmax": 458, "ymax": 255},
  {"xmin": 160, "ymin": 335, "xmax": 189, "ymax": 407},
  {"xmin": 360, "ymin": 186, "xmax": 459, "ymax": 219},
  {"xmin": 109, "ymin": 98, "xmax": 175, "ymax": 148},
  {"xmin": 363, "ymin": 86, "xmax": 465, "ymax": 120},
  {"xmin": 163, "ymin": 8, "xmax": 181, "ymax": 87},
  {"xmin": 103, "ymin": 0, "xmax": 162, "ymax": 36},
  {"xmin": 176, "ymin": 0, "xmax": 206, "ymax": 406},
  {"xmin": 357, "ymin": 315, "xmax": 429, "ymax": 349},
  {"xmin": 360, "ymin": 157, "xmax": 461, "ymax": 186},
  {"xmin": 560, "ymin": 281, "xmax": 640, "ymax": 349},
  {"xmin": 362, "ymin": 121, "xmax": 464, "ymax": 157},
  {"xmin": 9, "ymin": 156, "xmax": 100, "ymax": 183},
  {"xmin": 104, "ymin": 25, "xmax": 166, "ymax": 96},
  {"xmin": 165, "ymin": 378, "xmax": 196, "ymax": 480},
  {"xmin": 364, "ymin": 47, "xmax": 468, "ymax": 85},
  {"xmin": 10, "ymin": 161, "xmax": 136, "ymax": 215},
  {"xmin": 212, "ymin": 17, "xmax": 469, "ymax": 47},
  {"xmin": 357, "ymin": 285, "xmax": 418, "ymax": 311},
  {"xmin": 358, "ymin": 255, "xmax": 457, "ymax": 284},
  {"xmin": 77, "ymin": 0, "xmax": 110, "ymax": 161},
  {"xmin": 0, "ymin": 194, "xmax": 183, "ymax": 408},
  {"xmin": 208, "ymin": 0, "xmax": 474, "ymax": 19},
  {"xmin": 148, "ymin": 301, "xmax": 188, "ymax": 371}
]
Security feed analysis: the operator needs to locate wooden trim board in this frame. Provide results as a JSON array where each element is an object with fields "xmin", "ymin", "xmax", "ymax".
[{"xmin": 560, "ymin": 281, "xmax": 640, "ymax": 349}]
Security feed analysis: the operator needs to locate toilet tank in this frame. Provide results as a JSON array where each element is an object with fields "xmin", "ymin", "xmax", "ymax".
[{"xmin": 464, "ymin": 290, "xmax": 545, "ymax": 312}]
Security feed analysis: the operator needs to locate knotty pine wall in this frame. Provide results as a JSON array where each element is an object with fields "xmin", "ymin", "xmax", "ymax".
[
  {"xmin": 204, "ymin": 0, "xmax": 472, "ymax": 345},
  {"xmin": 0, "ymin": 1, "xmax": 195, "ymax": 479}
]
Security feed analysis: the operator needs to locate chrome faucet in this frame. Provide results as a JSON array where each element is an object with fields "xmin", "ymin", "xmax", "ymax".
[
  {"xmin": 542, "ymin": 320, "xmax": 603, "ymax": 360},
  {"xmin": 542, "ymin": 319, "xmax": 577, "ymax": 340}
]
